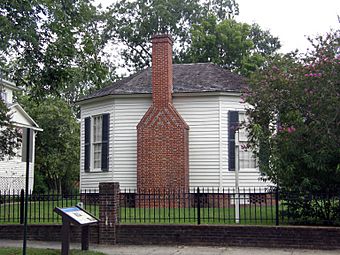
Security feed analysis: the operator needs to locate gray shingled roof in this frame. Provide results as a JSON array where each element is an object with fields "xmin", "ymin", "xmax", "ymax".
[{"xmin": 79, "ymin": 63, "xmax": 247, "ymax": 102}]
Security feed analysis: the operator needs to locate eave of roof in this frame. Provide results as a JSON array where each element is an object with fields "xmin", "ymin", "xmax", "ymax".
[
  {"xmin": 9, "ymin": 103, "xmax": 43, "ymax": 131},
  {"xmin": 0, "ymin": 79, "xmax": 20, "ymax": 91},
  {"xmin": 77, "ymin": 91, "xmax": 242, "ymax": 106}
]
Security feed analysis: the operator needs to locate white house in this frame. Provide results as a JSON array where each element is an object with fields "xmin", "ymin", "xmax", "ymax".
[
  {"xmin": 0, "ymin": 78, "xmax": 42, "ymax": 191},
  {"xmin": 78, "ymin": 34, "xmax": 267, "ymax": 192}
]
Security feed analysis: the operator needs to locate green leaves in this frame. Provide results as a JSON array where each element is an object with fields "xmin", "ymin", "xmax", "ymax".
[
  {"xmin": 0, "ymin": 99, "xmax": 20, "ymax": 160},
  {"xmin": 20, "ymin": 96, "xmax": 80, "ymax": 193},
  {"xmin": 245, "ymin": 31, "xmax": 340, "ymax": 193},
  {"xmin": 105, "ymin": 0, "xmax": 204, "ymax": 71},
  {"xmin": 210, "ymin": 0, "xmax": 239, "ymax": 20},
  {"xmin": 182, "ymin": 16, "xmax": 280, "ymax": 76},
  {"xmin": 0, "ymin": 0, "xmax": 115, "ymax": 105},
  {"xmin": 105, "ymin": 0, "xmax": 245, "ymax": 71}
]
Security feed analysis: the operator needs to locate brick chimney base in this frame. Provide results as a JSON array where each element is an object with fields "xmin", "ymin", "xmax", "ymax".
[{"xmin": 137, "ymin": 105, "xmax": 189, "ymax": 192}]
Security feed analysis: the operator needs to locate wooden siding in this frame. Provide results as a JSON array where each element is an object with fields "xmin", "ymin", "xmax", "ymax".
[
  {"xmin": 80, "ymin": 94, "xmax": 269, "ymax": 191},
  {"xmin": 174, "ymin": 97, "xmax": 220, "ymax": 188},
  {"xmin": 112, "ymin": 98, "xmax": 150, "ymax": 189},
  {"xmin": 220, "ymin": 96, "xmax": 268, "ymax": 188},
  {"xmin": 0, "ymin": 129, "xmax": 36, "ymax": 192},
  {"xmin": 0, "ymin": 160, "xmax": 34, "ymax": 191},
  {"xmin": 80, "ymin": 100, "xmax": 114, "ymax": 191},
  {"xmin": 10, "ymin": 106, "xmax": 33, "ymax": 127},
  {"xmin": 3, "ymin": 86, "xmax": 13, "ymax": 104}
]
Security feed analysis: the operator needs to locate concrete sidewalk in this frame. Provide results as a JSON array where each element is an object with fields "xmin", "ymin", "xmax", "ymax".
[{"xmin": 0, "ymin": 240, "xmax": 339, "ymax": 255}]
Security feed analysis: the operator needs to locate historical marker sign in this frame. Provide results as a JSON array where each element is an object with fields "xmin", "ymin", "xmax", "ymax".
[
  {"xmin": 54, "ymin": 206, "xmax": 99, "ymax": 255},
  {"xmin": 59, "ymin": 207, "xmax": 98, "ymax": 225}
]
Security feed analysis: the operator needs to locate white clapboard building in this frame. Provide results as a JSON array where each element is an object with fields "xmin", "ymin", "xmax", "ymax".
[
  {"xmin": 0, "ymin": 78, "xmax": 42, "ymax": 191},
  {"xmin": 78, "ymin": 34, "xmax": 267, "ymax": 192}
]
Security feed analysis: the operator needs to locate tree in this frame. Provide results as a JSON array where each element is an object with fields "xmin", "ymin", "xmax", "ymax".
[
  {"xmin": 20, "ymin": 96, "xmax": 80, "ymax": 193},
  {"xmin": 249, "ymin": 23, "xmax": 281, "ymax": 56},
  {"xmin": 105, "ymin": 0, "xmax": 242, "ymax": 71},
  {"xmin": 182, "ymin": 15, "xmax": 281, "ymax": 76},
  {"xmin": 105, "ymin": 0, "xmax": 204, "ymax": 71},
  {"xmin": 0, "ymin": 0, "xmax": 115, "ymax": 105},
  {"xmin": 105, "ymin": 0, "xmax": 279, "ymax": 74},
  {"xmin": 208, "ymin": 0, "xmax": 239, "ymax": 21},
  {"xmin": 0, "ymin": 0, "xmax": 112, "ymax": 183},
  {"xmin": 0, "ymin": 99, "xmax": 20, "ymax": 160},
  {"xmin": 244, "ymin": 31, "xmax": 340, "ymax": 223}
]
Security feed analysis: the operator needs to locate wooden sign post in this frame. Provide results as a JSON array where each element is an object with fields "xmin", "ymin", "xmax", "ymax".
[{"xmin": 54, "ymin": 206, "xmax": 99, "ymax": 255}]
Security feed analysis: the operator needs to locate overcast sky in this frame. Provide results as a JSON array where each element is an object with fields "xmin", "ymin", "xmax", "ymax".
[
  {"xmin": 96, "ymin": 0, "xmax": 339, "ymax": 69},
  {"xmin": 236, "ymin": 0, "xmax": 339, "ymax": 53}
]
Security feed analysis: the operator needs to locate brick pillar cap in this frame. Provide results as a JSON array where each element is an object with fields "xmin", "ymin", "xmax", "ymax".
[{"xmin": 151, "ymin": 34, "xmax": 174, "ymax": 44}]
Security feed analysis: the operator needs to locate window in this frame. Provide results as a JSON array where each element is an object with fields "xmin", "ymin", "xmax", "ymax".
[
  {"xmin": 84, "ymin": 114, "xmax": 109, "ymax": 172},
  {"xmin": 93, "ymin": 115, "xmax": 103, "ymax": 169},
  {"xmin": 239, "ymin": 147, "xmax": 256, "ymax": 169},
  {"xmin": 228, "ymin": 111, "xmax": 256, "ymax": 171},
  {"xmin": 238, "ymin": 112, "xmax": 257, "ymax": 169},
  {"xmin": 0, "ymin": 90, "xmax": 7, "ymax": 103}
]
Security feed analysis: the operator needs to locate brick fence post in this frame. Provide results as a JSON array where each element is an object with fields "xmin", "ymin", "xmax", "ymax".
[{"xmin": 99, "ymin": 182, "xmax": 120, "ymax": 244}]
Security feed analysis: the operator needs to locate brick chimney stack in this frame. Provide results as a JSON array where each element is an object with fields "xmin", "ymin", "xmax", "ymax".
[
  {"xmin": 151, "ymin": 34, "xmax": 173, "ymax": 106},
  {"xmin": 136, "ymin": 34, "xmax": 189, "ymax": 192}
]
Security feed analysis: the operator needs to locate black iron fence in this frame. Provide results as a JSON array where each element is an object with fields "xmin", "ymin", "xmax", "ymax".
[
  {"xmin": 1, "ymin": 187, "xmax": 340, "ymax": 226},
  {"xmin": 0, "ymin": 189, "xmax": 99, "ymax": 224},
  {"xmin": 119, "ymin": 187, "xmax": 279, "ymax": 225}
]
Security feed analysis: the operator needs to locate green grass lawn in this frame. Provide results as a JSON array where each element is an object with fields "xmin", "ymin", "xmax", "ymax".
[
  {"xmin": 0, "ymin": 199, "xmax": 98, "ymax": 224},
  {"xmin": 0, "ymin": 199, "xmax": 280, "ymax": 225},
  {"xmin": 0, "ymin": 193, "xmax": 282, "ymax": 225},
  {"xmin": 119, "ymin": 205, "xmax": 278, "ymax": 225},
  {"xmin": 0, "ymin": 248, "xmax": 106, "ymax": 255}
]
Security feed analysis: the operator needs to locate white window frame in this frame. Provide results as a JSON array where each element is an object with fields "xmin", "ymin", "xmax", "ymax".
[
  {"xmin": 238, "ymin": 112, "xmax": 257, "ymax": 171},
  {"xmin": 91, "ymin": 115, "xmax": 103, "ymax": 171}
]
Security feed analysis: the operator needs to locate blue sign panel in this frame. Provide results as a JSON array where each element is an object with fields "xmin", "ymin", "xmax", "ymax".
[{"xmin": 60, "ymin": 207, "xmax": 98, "ymax": 225}]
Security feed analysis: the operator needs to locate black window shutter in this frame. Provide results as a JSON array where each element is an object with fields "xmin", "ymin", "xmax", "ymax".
[
  {"xmin": 228, "ymin": 111, "xmax": 239, "ymax": 171},
  {"xmin": 101, "ymin": 114, "xmax": 110, "ymax": 171},
  {"xmin": 84, "ymin": 117, "xmax": 91, "ymax": 172}
]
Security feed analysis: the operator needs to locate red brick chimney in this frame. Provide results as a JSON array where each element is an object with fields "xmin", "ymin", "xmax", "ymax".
[{"xmin": 137, "ymin": 34, "xmax": 189, "ymax": 192}]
